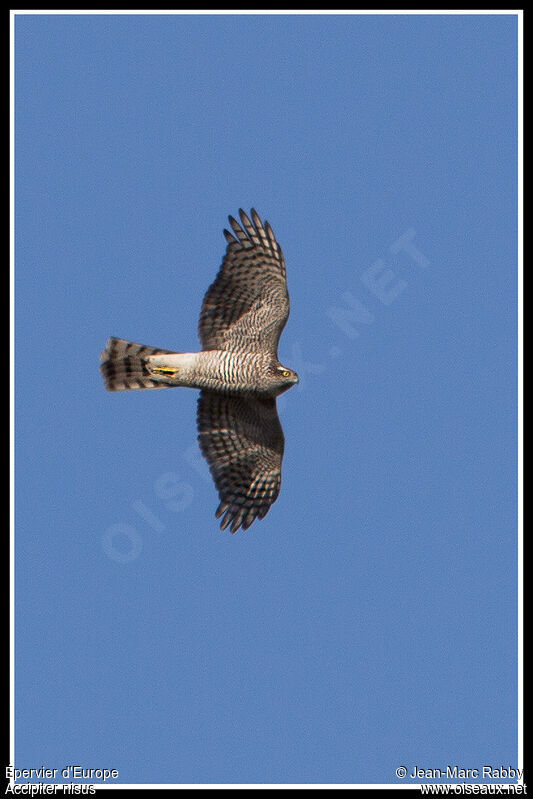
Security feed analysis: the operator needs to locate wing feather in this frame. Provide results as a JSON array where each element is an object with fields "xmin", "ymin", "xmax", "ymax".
[
  {"xmin": 198, "ymin": 209, "xmax": 289, "ymax": 354},
  {"xmin": 197, "ymin": 390, "xmax": 285, "ymax": 533}
]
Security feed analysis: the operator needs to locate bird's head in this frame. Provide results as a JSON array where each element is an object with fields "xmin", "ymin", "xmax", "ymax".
[{"xmin": 272, "ymin": 363, "xmax": 299, "ymax": 395}]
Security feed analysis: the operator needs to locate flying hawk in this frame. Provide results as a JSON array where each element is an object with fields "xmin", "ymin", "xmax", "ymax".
[{"xmin": 100, "ymin": 209, "xmax": 298, "ymax": 533}]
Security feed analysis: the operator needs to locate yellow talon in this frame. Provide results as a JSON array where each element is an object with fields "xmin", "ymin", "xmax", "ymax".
[{"xmin": 152, "ymin": 367, "xmax": 179, "ymax": 376}]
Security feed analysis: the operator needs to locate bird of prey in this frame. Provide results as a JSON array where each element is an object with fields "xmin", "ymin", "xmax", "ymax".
[{"xmin": 100, "ymin": 209, "xmax": 298, "ymax": 533}]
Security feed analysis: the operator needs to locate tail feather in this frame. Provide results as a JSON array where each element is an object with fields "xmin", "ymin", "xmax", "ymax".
[{"xmin": 100, "ymin": 337, "xmax": 175, "ymax": 392}]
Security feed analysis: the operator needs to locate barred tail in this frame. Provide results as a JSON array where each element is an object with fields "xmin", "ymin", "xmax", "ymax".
[{"xmin": 100, "ymin": 337, "xmax": 176, "ymax": 392}]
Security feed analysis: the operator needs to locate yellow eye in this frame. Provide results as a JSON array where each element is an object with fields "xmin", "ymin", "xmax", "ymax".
[{"xmin": 281, "ymin": 370, "xmax": 290, "ymax": 378}]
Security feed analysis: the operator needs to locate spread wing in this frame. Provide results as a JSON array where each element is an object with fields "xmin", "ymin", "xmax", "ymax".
[
  {"xmin": 198, "ymin": 209, "xmax": 290, "ymax": 355},
  {"xmin": 197, "ymin": 390, "xmax": 285, "ymax": 533}
]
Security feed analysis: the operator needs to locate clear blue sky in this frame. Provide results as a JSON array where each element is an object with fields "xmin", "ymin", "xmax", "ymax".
[{"xmin": 15, "ymin": 13, "xmax": 518, "ymax": 786}]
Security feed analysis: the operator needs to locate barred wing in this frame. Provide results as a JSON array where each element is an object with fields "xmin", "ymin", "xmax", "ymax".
[
  {"xmin": 197, "ymin": 390, "xmax": 285, "ymax": 533},
  {"xmin": 198, "ymin": 209, "xmax": 290, "ymax": 355}
]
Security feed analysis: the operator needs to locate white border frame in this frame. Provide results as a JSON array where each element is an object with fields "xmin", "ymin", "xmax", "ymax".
[{"xmin": 10, "ymin": 9, "xmax": 523, "ymax": 791}]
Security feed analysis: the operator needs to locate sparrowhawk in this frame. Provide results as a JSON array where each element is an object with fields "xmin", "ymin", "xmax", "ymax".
[{"xmin": 100, "ymin": 209, "xmax": 298, "ymax": 533}]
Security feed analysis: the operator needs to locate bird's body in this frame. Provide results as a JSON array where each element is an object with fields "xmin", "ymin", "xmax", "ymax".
[
  {"xmin": 147, "ymin": 350, "xmax": 293, "ymax": 396},
  {"xmin": 100, "ymin": 209, "xmax": 298, "ymax": 533}
]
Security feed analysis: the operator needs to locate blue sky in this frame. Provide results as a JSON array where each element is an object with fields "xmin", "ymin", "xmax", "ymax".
[{"xmin": 15, "ymin": 13, "xmax": 518, "ymax": 786}]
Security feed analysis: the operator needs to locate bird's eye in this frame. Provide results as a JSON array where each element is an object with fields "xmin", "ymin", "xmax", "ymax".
[{"xmin": 281, "ymin": 370, "xmax": 290, "ymax": 378}]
